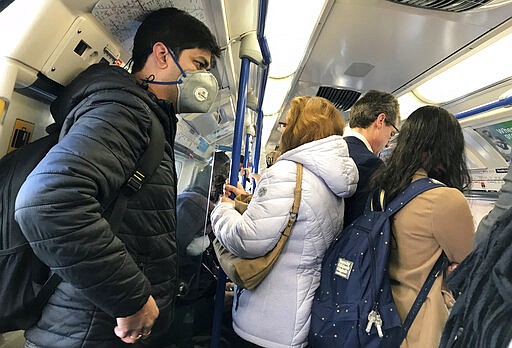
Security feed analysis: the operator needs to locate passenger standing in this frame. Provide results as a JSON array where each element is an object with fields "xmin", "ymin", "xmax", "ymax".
[
  {"xmin": 439, "ymin": 164, "xmax": 512, "ymax": 348},
  {"xmin": 171, "ymin": 165, "xmax": 221, "ymax": 346},
  {"xmin": 211, "ymin": 96, "xmax": 359, "ymax": 348},
  {"xmin": 343, "ymin": 90, "xmax": 400, "ymax": 227},
  {"xmin": 14, "ymin": 7, "xmax": 220, "ymax": 348},
  {"xmin": 370, "ymin": 106, "xmax": 474, "ymax": 348},
  {"xmin": 175, "ymin": 167, "xmax": 215, "ymax": 302}
]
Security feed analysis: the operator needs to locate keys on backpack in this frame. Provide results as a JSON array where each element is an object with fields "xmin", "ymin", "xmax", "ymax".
[
  {"xmin": 365, "ymin": 310, "xmax": 376, "ymax": 333},
  {"xmin": 374, "ymin": 313, "xmax": 383, "ymax": 338},
  {"xmin": 365, "ymin": 310, "xmax": 384, "ymax": 338}
]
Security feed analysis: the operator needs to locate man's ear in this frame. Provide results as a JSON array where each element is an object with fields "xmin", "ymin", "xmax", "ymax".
[
  {"xmin": 375, "ymin": 113, "xmax": 387, "ymax": 128},
  {"xmin": 151, "ymin": 42, "xmax": 169, "ymax": 68}
]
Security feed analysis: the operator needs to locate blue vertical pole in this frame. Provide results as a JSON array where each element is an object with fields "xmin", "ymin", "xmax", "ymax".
[
  {"xmin": 242, "ymin": 133, "xmax": 251, "ymax": 190},
  {"xmin": 210, "ymin": 57, "xmax": 251, "ymax": 348},
  {"xmin": 253, "ymin": 0, "xmax": 271, "ymax": 178},
  {"xmin": 252, "ymin": 67, "xmax": 269, "ymax": 175}
]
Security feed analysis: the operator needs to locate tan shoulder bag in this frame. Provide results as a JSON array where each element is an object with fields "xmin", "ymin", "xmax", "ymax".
[{"xmin": 213, "ymin": 162, "xmax": 303, "ymax": 290}]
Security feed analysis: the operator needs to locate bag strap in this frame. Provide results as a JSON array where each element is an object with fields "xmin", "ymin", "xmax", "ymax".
[
  {"xmin": 385, "ymin": 178, "xmax": 444, "ymax": 218},
  {"xmin": 33, "ymin": 271, "xmax": 63, "ymax": 310},
  {"xmin": 282, "ymin": 163, "xmax": 303, "ymax": 237},
  {"xmin": 381, "ymin": 177, "xmax": 447, "ymax": 345},
  {"xmin": 399, "ymin": 252, "xmax": 449, "ymax": 343},
  {"xmin": 109, "ymin": 113, "xmax": 166, "ymax": 234}
]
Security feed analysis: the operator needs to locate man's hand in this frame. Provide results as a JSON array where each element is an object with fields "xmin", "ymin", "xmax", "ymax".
[{"xmin": 114, "ymin": 295, "xmax": 159, "ymax": 343}]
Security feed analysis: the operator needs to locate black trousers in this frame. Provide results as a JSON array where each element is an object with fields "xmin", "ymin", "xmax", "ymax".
[{"xmin": 234, "ymin": 334, "xmax": 264, "ymax": 348}]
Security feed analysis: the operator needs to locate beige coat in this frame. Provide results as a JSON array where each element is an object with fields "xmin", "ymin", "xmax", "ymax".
[{"xmin": 389, "ymin": 169, "xmax": 474, "ymax": 348}]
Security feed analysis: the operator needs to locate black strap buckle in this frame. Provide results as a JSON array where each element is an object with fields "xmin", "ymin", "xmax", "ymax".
[{"xmin": 126, "ymin": 170, "xmax": 145, "ymax": 192}]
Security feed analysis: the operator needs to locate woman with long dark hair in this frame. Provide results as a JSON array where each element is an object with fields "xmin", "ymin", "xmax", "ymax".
[{"xmin": 371, "ymin": 106, "xmax": 474, "ymax": 348}]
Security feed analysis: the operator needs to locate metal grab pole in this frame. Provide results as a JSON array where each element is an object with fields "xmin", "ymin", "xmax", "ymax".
[
  {"xmin": 210, "ymin": 57, "xmax": 251, "ymax": 348},
  {"xmin": 242, "ymin": 133, "xmax": 251, "ymax": 190},
  {"xmin": 252, "ymin": 0, "xmax": 271, "ymax": 177},
  {"xmin": 456, "ymin": 95, "xmax": 512, "ymax": 119},
  {"xmin": 252, "ymin": 67, "xmax": 269, "ymax": 175},
  {"xmin": 455, "ymin": 96, "xmax": 512, "ymax": 178}
]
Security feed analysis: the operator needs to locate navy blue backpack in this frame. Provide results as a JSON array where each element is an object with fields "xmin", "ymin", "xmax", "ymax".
[{"xmin": 309, "ymin": 178, "xmax": 448, "ymax": 347}]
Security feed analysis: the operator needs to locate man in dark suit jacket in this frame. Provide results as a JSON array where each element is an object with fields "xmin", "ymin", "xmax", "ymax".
[{"xmin": 343, "ymin": 90, "xmax": 400, "ymax": 227}]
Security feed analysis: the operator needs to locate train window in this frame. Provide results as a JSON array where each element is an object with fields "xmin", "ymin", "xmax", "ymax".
[{"xmin": 175, "ymin": 158, "xmax": 183, "ymax": 179}]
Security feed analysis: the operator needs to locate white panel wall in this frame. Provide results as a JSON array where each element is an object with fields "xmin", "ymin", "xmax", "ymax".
[{"xmin": 0, "ymin": 92, "xmax": 53, "ymax": 158}]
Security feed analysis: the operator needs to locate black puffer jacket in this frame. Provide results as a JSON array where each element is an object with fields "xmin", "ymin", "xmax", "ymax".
[
  {"xmin": 15, "ymin": 64, "xmax": 178, "ymax": 347},
  {"xmin": 440, "ymin": 208, "xmax": 512, "ymax": 348}
]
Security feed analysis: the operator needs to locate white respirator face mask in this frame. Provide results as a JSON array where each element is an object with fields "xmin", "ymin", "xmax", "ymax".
[
  {"xmin": 141, "ymin": 46, "xmax": 219, "ymax": 114},
  {"xmin": 175, "ymin": 69, "xmax": 219, "ymax": 114}
]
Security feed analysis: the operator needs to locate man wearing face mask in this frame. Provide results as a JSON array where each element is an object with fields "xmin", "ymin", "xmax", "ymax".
[{"xmin": 15, "ymin": 7, "xmax": 220, "ymax": 348}]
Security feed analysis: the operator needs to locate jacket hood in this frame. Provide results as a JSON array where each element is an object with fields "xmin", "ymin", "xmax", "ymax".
[
  {"xmin": 278, "ymin": 135, "xmax": 358, "ymax": 198},
  {"xmin": 50, "ymin": 64, "xmax": 159, "ymax": 130}
]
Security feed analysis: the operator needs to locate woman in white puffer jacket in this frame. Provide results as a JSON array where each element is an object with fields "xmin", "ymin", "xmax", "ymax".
[{"xmin": 211, "ymin": 96, "xmax": 359, "ymax": 348}]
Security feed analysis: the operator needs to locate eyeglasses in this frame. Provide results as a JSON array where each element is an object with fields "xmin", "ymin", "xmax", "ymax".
[{"xmin": 385, "ymin": 117, "xmax": 400, "ymax": 137}]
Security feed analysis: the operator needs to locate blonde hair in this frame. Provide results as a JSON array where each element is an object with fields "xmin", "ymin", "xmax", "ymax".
[{"xmin": 279, "ymin": 96, "xmax": 345, "ymax": 154}]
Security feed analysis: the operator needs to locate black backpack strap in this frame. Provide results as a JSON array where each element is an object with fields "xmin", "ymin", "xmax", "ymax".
[
  {"xmin": 109, "ymin": 113, "xmax": 166, "ymax": 234},
  {"xmin": 399, "ymin": 252, "xmax": 449, "ymax": 343},
  {"xmin": 34, "ymin": 272, "xmax": 62, "ymax": 309}
]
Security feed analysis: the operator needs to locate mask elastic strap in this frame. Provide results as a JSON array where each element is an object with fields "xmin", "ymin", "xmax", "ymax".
[
  {"xmin": 141, "ymin": 46, "xmax": 187, "ymax": 85},
  {"xmin": 167, "ymin": 47, "xmax": 187, "ymax": 78}
]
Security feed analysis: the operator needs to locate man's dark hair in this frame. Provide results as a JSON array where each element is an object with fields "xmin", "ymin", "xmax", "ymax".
[
  {"xmin": 131, "ymin": 7, "xmax": 221, "ymax": 73},
  {"xmin": 349, "ymin": 90, "xmax": 399, "ymax": 129},
  {"xmin": 371, "ymin": 106, "xmax": 470, "ymax": 201}
]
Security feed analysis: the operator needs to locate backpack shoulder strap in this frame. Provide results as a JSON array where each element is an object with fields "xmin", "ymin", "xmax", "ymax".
[
  {"xmin": 385, "ymin": 178, "xmax": 444, "ymax": 217},
  {"xmin": 125, "ymin": 113, "xmax": 166, "ymax": 193},
  {"xmin": 399, "ymin": 252, "xmax": 448, "ymax": 342},
  {"xmin": 384, "ymin": 177, "xmax": 448, "ymax": 344},
  {"xmin": 109, "ymin": 113, "xmax": 166, "ymax": 233}
]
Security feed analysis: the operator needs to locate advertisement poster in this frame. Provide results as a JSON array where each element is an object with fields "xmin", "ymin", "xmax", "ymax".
[{"xmin": 475, "ymin": 120, "xmax": 512, "ymax": 162}]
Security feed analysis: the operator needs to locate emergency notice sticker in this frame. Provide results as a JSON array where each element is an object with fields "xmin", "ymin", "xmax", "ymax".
[{"xmin": 7, "ymin": 118, "xmax": 34, "ymax": 154}]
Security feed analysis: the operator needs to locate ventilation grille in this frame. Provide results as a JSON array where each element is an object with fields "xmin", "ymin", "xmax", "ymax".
[
  {"xmin": 386, "ymin": 0, "xmax": 494, "ymax": 12},
  {"xmin": 317, "ymin": 87, "xmax": 361, "ymax": 111}
]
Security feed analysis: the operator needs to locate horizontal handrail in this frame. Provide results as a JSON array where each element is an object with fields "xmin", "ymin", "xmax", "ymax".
[{"xmin": 456, "ymin": 95, "xmax": 512, "ymax": 119}]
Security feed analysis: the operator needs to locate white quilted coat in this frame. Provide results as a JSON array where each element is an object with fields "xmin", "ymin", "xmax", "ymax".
[{"xmin": 211, "ymin": 135, "xmax": 359, "ymax": 347}]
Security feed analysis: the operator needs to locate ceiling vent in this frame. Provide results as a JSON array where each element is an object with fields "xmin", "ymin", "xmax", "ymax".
[
  {"xmin": 317, "ymin": 87, "xmax": 361, "ymax": 111},
  {"xmin": 386, "ymin": 0, "xmax": 495, "ymax": 12}
]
